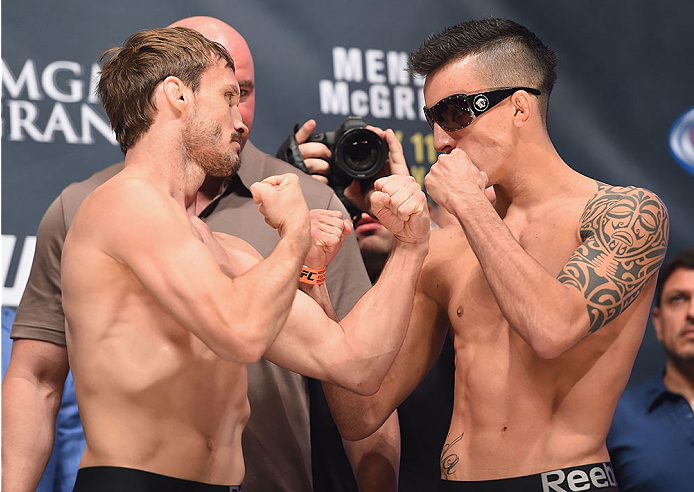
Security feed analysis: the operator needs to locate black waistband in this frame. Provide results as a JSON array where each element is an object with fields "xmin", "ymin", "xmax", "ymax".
[
  {"xmin": 437, "ymin": 462, "xmax": 619, "ymax": 492},
  {"xmin": 72, "ymin": 466, "xmax": 241, "ymax": 492}
]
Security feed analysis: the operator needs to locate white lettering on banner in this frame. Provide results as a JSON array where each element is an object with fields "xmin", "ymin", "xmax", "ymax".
[
  {"xmin": 320, "ymin": 46, "xmax": 427, "ymax": 122},
  {"xmin": 1, "ymin": 59, "xmax": 43, "ymax": 100},
  {"xmin": 333, "ymin": 47, "xmax": 363, "ymax": 82},
  {"xmin": 1, "ymin": 58, "xmax": 117, "ymax": 145},
  {"xmin": 350, "ymin": 90, "xmax": 369, "ymax": 117},
  {"xmin": 387, "ymin": 51, "xmax": 409, "ymax": 86},
  {"xmin": 365, "ymin": 50, "xmax": 386, "ymax": 84},
  {"xmin": 42, "ymin": 61, "xmax": 83, "ymax": 103},
  {"xmin": 319, "ymin": 80, "xmax": 350, "ymax": 115},
  {"xmin": 2, "ymin": 235, "xmax": 36, "ymax": 307}
]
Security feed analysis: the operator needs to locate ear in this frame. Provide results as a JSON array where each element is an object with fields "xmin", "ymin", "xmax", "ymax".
[
  {"xmin": 651, "ymin": 306, "xmax": 663, "ymax": 342},
  {"xmin": 161, "ymin": 76, "xmax": 189, "ymax": 115},
  {"xmin": 510, "ymin": 90, "xmax": 534, "ymax": 127}
]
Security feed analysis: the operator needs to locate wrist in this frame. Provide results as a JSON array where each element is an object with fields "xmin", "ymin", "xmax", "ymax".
[
  {"xmin": 299, "ymin": 265, "xmax": 326, "ymax": 285},
  {"xmin": 446, "ymin": 189, "xmax": 486, "ymax": 224},
  {"xmin": 392, "ymin": 236, "xmax": 429, "ymax": 256},
  {"xmin": 280, "ymin": 221, "xmax": 312, "ymax": 254}
]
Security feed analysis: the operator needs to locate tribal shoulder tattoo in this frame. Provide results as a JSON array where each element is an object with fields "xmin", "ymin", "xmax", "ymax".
[{"xmin": 557, "ymin": 182, "xmax": 669, "ymax": 333}]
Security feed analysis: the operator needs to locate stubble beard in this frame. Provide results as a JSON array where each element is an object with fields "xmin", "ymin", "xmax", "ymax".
[{"xmin": 182, "ymin": 108, "xmax": 242, "ymax": 178}]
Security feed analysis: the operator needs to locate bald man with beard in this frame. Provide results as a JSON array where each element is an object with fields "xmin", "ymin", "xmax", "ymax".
[{"xmin": 2, "ymin": 16, "xmax": 399, "ymax": 492}]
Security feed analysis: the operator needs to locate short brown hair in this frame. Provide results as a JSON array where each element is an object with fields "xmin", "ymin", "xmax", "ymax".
[{"xmin": 98, "ymin": 27, "xmax": 234, "ymax": 154}]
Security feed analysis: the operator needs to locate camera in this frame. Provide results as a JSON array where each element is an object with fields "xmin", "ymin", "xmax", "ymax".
[{"xmin": 276, "ymin": 116, "xmax": 387, "ymax": 189}]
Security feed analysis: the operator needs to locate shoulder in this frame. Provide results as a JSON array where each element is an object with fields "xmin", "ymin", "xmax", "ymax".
[
  {"xmin": 60, "ymin": 162, "xmax": 125, "ymax": 228},
  {"xmin": 580, "ymin": 183, "xmax": 669, "ymax": 235},
  {"xmin": 73, "ymin": 176, "xmax": 177, "ymax": 239},
  {"xmin": 579, "ymin": 182, "xmax": 669, "ymax": 251}
]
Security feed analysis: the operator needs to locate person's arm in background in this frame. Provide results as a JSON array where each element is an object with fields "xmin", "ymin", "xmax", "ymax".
[
  {"xmin": 297, "ymin": 121, "xmax": 402, "ymax": 491},
  {"xmin": 2, "ymin": 196, "xmax": 72, "ymax": 492}
]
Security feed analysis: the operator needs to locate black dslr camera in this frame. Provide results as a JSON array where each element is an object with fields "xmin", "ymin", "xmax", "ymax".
[{"xmin": 276, "ymin": 116, "xmax": 387, "ymax": 189}]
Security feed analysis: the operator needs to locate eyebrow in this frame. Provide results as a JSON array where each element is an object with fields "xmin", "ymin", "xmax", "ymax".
[
  {"xmin": 666, "ymin": 289, "xmax": 691, "ymax": 299},
  {"xmin": 225, "ymin": 84, "xmax": 240, "ymax": 97},
  {"xmin": 238, "ymin": 80, "xmax": 254, "ymax": 90}
]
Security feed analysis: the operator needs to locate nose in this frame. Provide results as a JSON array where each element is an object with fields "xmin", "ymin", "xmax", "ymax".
[
  {"xmin": 686, "ymin": 297, "xmax": 694, "ymax": 321},
  {"xmin": 232, "ymin": 106, "xmax": 248, "ymax": 135},
  {"xmin": 433, "ymin": 123, "xmax": 455, "ymax": 154}
]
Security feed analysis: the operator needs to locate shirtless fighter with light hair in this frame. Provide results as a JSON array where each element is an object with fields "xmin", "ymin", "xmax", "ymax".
[
  {"xmin": 323, "ymin": 18, "xmax": 669, "ymax": 492},
  {"xmin": 61, "ymin": 27, "xmax": 429, "ymax": 490}
]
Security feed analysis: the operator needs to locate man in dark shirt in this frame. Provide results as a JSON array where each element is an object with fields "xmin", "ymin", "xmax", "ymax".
[{"xmin": 607, "ymin": 249, "xmax": 694, "ymax": 492}]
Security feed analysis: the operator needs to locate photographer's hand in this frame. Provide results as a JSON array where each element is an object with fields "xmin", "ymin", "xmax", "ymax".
[
  {"xmin": 295, "ymin": 119, "xmax": 332, "ymax": 185},
  {"xmin": 344, "ymin": 126, "xmax": 411, "ymax": 215}
]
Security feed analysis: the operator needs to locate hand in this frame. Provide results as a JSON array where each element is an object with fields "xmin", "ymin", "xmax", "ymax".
[
  {"xmin": 371, "ymin": 175, "xmax": 430, "ymax": 245},
  {"xmin": 295, "ymin": 119, "xmax": 332, "ymax": 184},
  {"xmin": 343, "ymin": 126, "xmax": 410, "ymax": 213},
  {"xmin": 303, "ymin": 209, "xmax": 353, "ymax": 268},
  {"xmin": 424, "ymin": 148, "xmax": 489, "ymax": 215},
  {"xmin": 250, "ymin": 173, "xmax": 310, "ymax": 238}
]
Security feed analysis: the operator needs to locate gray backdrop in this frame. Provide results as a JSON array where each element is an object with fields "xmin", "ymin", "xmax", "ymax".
[{"xmin": 2, "ymin": 0, "xmax": 693, "ymax": 387}]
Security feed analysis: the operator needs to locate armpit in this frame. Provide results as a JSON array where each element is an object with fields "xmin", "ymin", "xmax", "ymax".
[{"xmin": 557, "ymin": 184, "xmax": 669, "ymax": 332}]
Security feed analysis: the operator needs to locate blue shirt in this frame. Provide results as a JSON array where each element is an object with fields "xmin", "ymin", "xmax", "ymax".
[
  {"xmin": 607, "ymin": 371, "xmax": 694, "ymax": 492},
  {"xmin": 2, "ymin": 306, "xmax": 85, "ymax": 492}
]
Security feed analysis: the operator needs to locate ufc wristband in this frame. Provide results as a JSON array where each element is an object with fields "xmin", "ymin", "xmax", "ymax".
[{"xmin": 299, "ymin": 265, "xmax": 326, "ymax": 285}]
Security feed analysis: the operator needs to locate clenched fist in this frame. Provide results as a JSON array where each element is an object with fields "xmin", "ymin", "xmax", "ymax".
[
  {"xmin": 370, "ymin": 175, "xmax": 430, "ymax": 245},
  {"xmin": 303, "ymin": 209, "xmax": 353, "ymax": 269},
  {"xmin": 250, "ymin": 173, "xmax": 311, "ymax": 238},
  {"xmin": 425, "ymin": 149, "xmax": 489, "ymax": 214}
]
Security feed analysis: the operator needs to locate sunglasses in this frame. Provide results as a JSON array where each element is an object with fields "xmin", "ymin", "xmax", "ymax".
[{"xmin": 423, "ymin": 87, "xmax": 542, "ymax": 132}]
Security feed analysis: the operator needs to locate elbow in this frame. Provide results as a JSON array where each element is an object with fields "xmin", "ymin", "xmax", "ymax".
[
  {"xmin": 334, "ymin": 357, "xmax": 389, "ymax": 396},
  {"xmin": 337, "ymin": 412, "xmax": 385, "ymax": 441},
  {"xmin": 213, "ymin": 322, "xmax": 270, "ymax": 364},
  {"xmin": 346, "ymin": 376, "xmax": 382, "ymax": 397},
  {"xmin": 528, "ymin": 322, "xmax": 584, "ymax": 360},
  {"xmin": 522, "ymin": 304, "xmax": 588, "ymax": 359},
  {"xmin": 329, "ymin": 368, "xmax": 382, "ymax": 396},
  {"xmin": 532, "ymin": 339, "xmax": 569, "ymax": 360}
]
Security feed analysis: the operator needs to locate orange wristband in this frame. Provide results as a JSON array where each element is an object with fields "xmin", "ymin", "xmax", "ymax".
[{"xmin": 299, "ymin": 265, "xmax": 326, "ymax": 285}]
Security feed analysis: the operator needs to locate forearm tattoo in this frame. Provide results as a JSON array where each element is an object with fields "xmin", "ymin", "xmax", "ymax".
[
  {"xmin": 440, "ymin": 432, "xmax": 464, "ymax": 478},
  {"xmin": 558, "ymin": 183, "xmax": 669, "ymax": 332}
]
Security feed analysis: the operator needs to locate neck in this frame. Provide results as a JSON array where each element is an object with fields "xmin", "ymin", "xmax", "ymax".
[
  {"xmin": 195, "ymin": 176, "xmax": 226, "ymax": 215},
  {"xmin": 492, "ymin": 136, "xmax": 592, "ymax": 212},
  {"xmin": 663, "ymin": 357, "xmax": 694, "ymax": 408},
  {"xmin": 124, "ymin": 136, "xmax": 206, "ymax": 210}
]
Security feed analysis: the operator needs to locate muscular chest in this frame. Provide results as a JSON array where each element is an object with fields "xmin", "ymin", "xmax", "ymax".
[{"xmin": 428, "ymin": 208, "xmax": 583, "ymax": 340}]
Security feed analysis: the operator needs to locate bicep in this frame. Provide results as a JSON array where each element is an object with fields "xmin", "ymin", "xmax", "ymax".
[
  {"xmin": 557, "ymin": 189, "xmax": 669, "ymax": 332},
  {"xmin": 263, "ymin": 289, "xmax": 339, "ymax": 379},
  {"xmin": 104, "ymin": 195, "xmax": 239, "ymax": 337}
]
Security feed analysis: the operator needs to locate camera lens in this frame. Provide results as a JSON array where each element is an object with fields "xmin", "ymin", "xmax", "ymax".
[{"xmin": 335, "ymin": 128, "xmax": 386, "ymax": 179}]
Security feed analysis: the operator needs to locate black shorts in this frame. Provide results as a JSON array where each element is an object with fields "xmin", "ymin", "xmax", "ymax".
[
  {"xmin": 72, "ymin": 466, "xmax": 241, "ymax": 492},
  {"xmin": 437, "ymin": 462, "xmax": 619, "ymax": 491}
]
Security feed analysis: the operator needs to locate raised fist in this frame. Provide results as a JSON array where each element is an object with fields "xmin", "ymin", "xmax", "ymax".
[
  {"xmin": 303, "ymin": 209, "xmax": 353, "ymax": 269},
  {"xmin": 250, "ymin": 173, "xmax": 310, "ymax": 238},
  {"xmin": 370, "ymin": 175, "xmax": 430, "ymax": 245},
  {"xmin": 425, "ymin": 148, "xmax": 489, "ymax": 214}
]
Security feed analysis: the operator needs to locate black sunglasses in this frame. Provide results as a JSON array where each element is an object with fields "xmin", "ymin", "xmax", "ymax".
[{"xmin": 423, "ymin": 87, "xmax": 542, "ymax": 132}]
